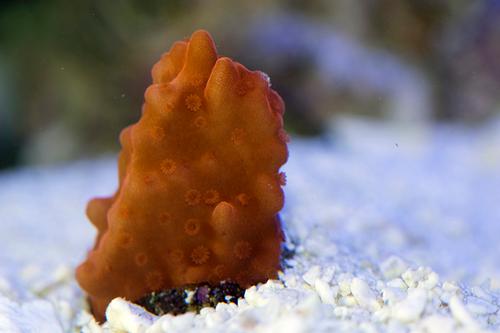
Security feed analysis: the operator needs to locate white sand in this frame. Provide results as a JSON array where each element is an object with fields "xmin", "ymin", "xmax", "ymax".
[{"xmin": 0, "ymin": 117, "xmax": 499, "ymax": 332}]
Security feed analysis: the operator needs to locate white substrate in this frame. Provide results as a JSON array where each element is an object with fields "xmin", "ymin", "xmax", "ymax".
[{"xmin": 0, "ymin": 117, "xmax": 499, "ymax": 332}]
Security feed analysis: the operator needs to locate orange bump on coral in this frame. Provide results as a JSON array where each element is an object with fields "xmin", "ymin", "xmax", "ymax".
[
  {"xmin": 211, "ymin": 201, "xmax": 238, "ymax": 236},
  {"xmin": 76, "ymin": 30, "xmax": 288, "ymax": 322}
]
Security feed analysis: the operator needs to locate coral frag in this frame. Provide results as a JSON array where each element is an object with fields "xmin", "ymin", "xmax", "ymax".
[{"xmin": 76, "ymin": 30, "xmax": 289, "ymax": 322}]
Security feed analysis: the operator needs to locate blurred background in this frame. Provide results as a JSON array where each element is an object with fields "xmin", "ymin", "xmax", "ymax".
[{"xmin": 1, "ymin": 0, "xmax": 500, "ymax": 169}]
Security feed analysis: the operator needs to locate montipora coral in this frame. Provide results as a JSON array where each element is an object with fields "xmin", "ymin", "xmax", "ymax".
[{"xmin": 76, "ymin": 30, "xmax": 289, "ymax": 321}]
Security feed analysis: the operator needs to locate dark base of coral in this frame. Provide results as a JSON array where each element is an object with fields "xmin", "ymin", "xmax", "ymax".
[{"xmin": 135, "ymin": 281, "xmax": 245, "ymax": 316}]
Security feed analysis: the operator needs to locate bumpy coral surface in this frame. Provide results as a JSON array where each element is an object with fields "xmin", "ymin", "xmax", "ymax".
[{"xmin": 76, "ymin": 30, "xmax": 289, "ymax": 322}]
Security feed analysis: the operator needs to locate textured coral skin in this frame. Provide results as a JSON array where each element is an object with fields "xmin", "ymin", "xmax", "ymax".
[{"xmin": 76, "ymin": 30, "xmax": 288, "ymax": 322}]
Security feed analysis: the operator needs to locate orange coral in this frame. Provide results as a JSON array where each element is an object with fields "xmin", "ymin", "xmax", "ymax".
[{"xmin": 76, "ymin": 30, "xmax": 288, "ymax": 322}]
